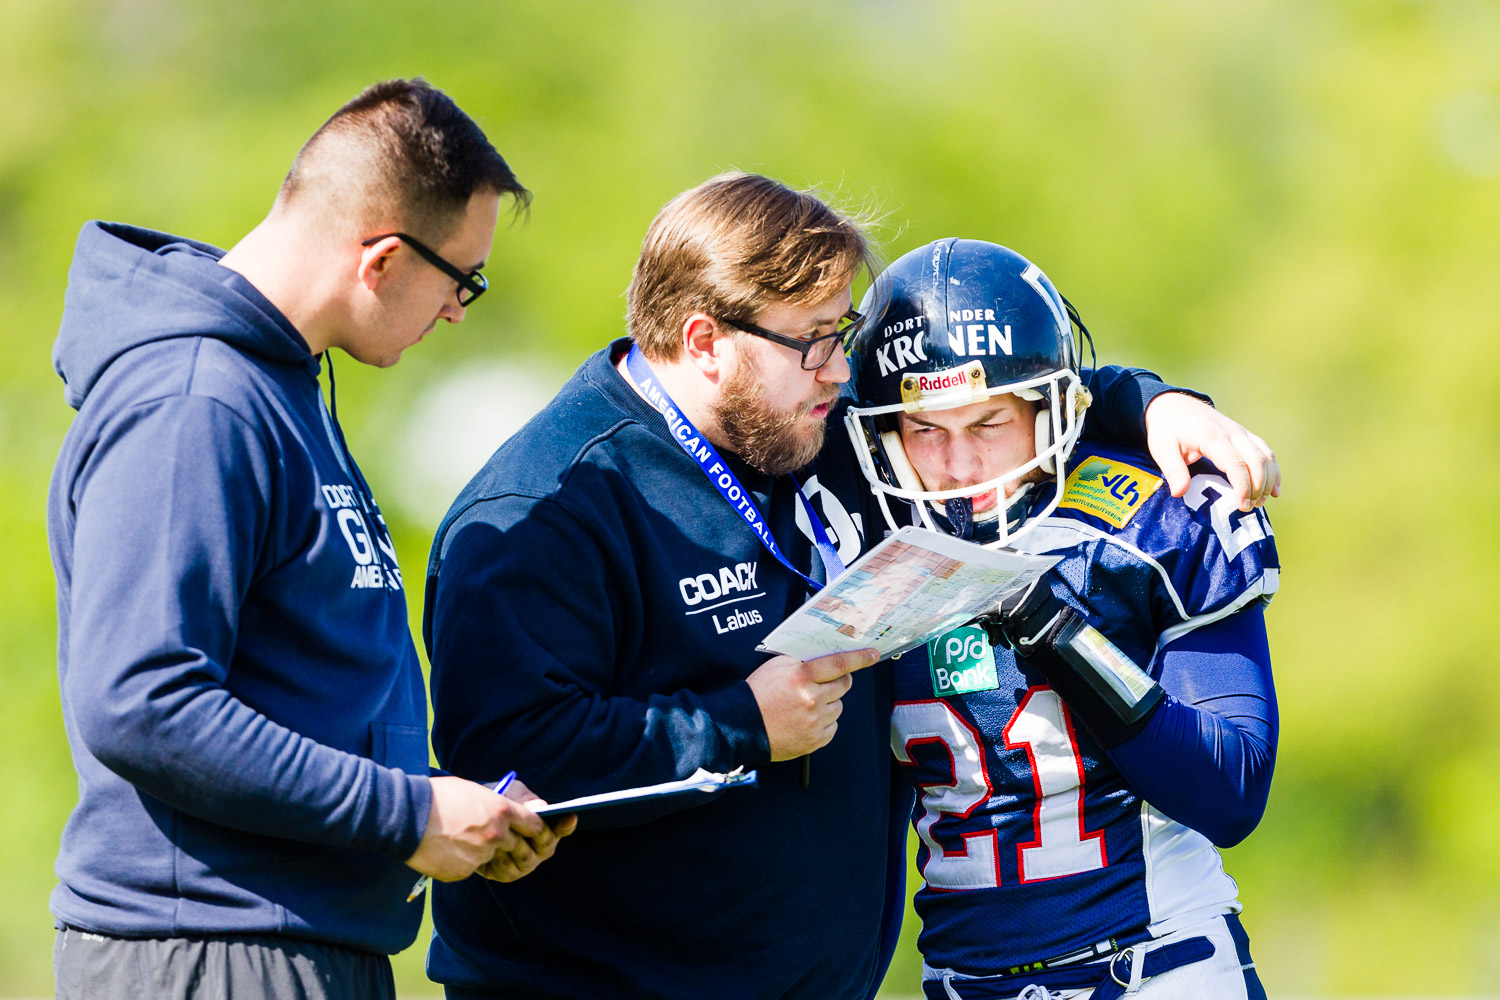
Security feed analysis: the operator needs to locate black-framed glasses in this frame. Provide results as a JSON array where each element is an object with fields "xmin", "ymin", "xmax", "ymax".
[
  {"xmin": 721, "ymin": 309, "xmax": 864, "ymax": 370},
  {"xmin": 360, "ymin": 232, "xmax": 488, "ymax": 306}
]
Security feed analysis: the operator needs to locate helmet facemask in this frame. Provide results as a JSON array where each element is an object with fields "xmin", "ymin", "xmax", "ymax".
[{"xmin": 846, "ymin": 368, "xmax": 1090, "ymax": 548}]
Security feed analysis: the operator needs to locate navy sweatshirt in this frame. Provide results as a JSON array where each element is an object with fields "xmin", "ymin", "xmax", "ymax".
[
  {"xmin": 423, "ymin": 340, "xmax": 1185, "ymax": 999},
  {"xmin": 48, "ymin": 222, "xmax": 432, "ymax": 954}
]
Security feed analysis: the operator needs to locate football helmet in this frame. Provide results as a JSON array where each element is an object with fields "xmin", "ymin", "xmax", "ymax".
[{"xmin": 844, "ymin": 238, "xmax": 1090, "ymax": 547}]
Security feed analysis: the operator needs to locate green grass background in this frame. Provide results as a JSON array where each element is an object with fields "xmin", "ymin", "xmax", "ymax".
[{"xmin": 4, "ymin": 0, "xmax": 1500, "ymax": 994}]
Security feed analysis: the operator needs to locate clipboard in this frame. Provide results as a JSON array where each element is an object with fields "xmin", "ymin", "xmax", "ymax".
[{"xmin": 533, "ymin": 767, "xmax": 758, "ymax": 819}]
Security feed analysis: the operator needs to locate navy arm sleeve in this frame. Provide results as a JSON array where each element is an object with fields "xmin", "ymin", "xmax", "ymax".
[
  {"xmin": 63, "ymin": 396, "xmax": 428, "ymax": 861},
  {"xmin": 1082, "ymin": 365, "xmax": 1214, "ymax": 447},
  {"xmin": 426, "ymin": 495, "xmax": 769, "ymax": 826},
  {"xmin": 1104, "ymin": 603, "xmax": 1277, "ymax": 848}
]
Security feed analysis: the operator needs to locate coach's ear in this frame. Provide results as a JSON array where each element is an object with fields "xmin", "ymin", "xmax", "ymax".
[{"xmin": 681, "ymin": 312, "xmax": 733, "ymax": 382}]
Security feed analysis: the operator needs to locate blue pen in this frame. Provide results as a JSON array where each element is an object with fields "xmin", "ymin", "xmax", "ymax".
[{"xmin": 407, "ymin": 770, "xmax": 517, "ymax": 903}]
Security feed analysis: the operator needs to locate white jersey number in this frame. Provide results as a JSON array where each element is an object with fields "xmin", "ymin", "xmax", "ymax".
[
  {"xmin": 1182, "ymin": 473, "xmax": 1272, "ymax": 560},
  {"xmin": 891, "ymin": 700, "xmax": 998, "ymax": 890},
  {"xmin": 893, "ymin": 690, "xmax": 1106, "ymax": 890},
  {"xmin": 1002, "ymin": 688, "xmax": 1108, "ymax": 881}
]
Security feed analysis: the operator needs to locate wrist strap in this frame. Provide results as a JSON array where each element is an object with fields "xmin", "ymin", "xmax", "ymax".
[{"xmin": 1018, "ymin": 603, "xmax": 1165, "ymax": 748}]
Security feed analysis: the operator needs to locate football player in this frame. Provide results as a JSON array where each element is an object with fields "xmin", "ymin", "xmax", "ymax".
[{"xmin": 846, "ymin": 239, "xmax": 1278, "ymax": 999}]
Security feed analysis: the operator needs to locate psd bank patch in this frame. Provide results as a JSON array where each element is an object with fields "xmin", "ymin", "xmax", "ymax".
[
  {"xmin": 928, "ymin": 625, "xmax": 1000, "ymax": 697},
  {"xmin": 1058, "ymin": 456, "xmax": 1162, "ymax": 528}
]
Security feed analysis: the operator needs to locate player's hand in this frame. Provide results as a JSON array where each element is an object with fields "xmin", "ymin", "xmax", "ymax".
[
  {"xmin": 1143, "ymin": 392, "xmax": 1280, "ymax": 511},
  {"xmin": 405, "ymin": 775, "xmax": 555, "ymax": 883},
  {"xmin": 475, "ymin": 780, "xmax": 577, "ymax": 883},
  {"xmin": 747, "ymin": 648, "xmax": 879, "ymax": 761}
]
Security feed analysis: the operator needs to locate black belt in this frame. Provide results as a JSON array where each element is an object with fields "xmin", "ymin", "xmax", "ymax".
[{"xmin": 920, "ymin": 934, "xmax": 1217, "ymax": 999}]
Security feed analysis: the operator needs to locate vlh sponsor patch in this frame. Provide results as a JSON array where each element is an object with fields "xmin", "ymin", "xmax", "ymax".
[{"xmin": 1058, "ymin": 457, "xmax": 1162, "ymax": 528}]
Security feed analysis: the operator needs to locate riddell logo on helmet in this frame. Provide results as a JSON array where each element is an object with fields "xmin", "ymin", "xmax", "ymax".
[
  {"xmin": 914, "ymin": 371, "xmax": 970, "ymax": 392},
  {"xmin": 900, "ymin": 363, "xmax": 988, "ymax": 410}
]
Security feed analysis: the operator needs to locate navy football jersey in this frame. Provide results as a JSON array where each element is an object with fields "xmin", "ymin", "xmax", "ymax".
[{"xmin": 890, "ymin": 443, "xmax": 1279, "ymax": 975}]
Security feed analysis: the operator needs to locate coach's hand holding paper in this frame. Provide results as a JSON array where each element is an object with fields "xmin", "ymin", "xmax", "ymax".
[{"xmin": 748, "ymin": 647, "xmax": 879, "ymax": 761}]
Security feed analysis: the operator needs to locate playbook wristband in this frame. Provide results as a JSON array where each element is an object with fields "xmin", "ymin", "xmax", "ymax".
[{"xmin": 1008, "ymin": 598, "xmax": 1165, "ymax": 748}]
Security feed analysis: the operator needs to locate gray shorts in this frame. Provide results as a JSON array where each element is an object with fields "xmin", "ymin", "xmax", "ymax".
[{"xmin": 53, "ymin": 927, "xmax": 397, "ymax": 1000}]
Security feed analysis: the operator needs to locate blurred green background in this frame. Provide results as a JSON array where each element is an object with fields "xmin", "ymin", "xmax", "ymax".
[{"xmin": 5, "ymin": 0, "xmax": 1500, "ymax": 994}]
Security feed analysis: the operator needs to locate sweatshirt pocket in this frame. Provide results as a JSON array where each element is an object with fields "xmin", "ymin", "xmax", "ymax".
[{"xmin": 369, "ymin": 721, "xmax": 429, "ymax": 775}]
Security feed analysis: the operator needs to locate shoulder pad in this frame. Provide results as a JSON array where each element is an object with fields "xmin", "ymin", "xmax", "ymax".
[{"xmin": 1046, "ymin": 446, "xmax": 1279, "ymax": 636}]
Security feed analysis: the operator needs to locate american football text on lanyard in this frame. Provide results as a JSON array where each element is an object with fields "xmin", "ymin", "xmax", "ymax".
[{"xmin": 622, "ymin": 345, "xmax": 845, "ymax": 591}]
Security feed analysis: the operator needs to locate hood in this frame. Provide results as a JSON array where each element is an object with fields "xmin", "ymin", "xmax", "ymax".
[{"xmin": 54, "ymin": 221, "xmax": 318, "ymax": 409}]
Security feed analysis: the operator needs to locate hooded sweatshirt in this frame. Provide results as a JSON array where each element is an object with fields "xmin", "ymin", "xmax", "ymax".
[{"xmin": 47, "ymin": 221, "xmax": 432, "ymax": 954}]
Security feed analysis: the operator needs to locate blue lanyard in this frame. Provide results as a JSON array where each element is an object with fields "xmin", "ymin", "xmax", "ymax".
[{"xmin": 623, "ymin": 345, "xmax": 845, "ymax": 591}]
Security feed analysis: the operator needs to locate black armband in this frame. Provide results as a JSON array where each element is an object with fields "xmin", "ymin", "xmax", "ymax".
[{"xmin": 989, "ymin": 590, "xmax": 1165, "ymax": 748}]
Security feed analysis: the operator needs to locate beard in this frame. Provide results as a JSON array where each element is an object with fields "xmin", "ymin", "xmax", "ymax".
[{"xmin": 711, "ymin": 353, "xmax": 836, "ymax": 476}]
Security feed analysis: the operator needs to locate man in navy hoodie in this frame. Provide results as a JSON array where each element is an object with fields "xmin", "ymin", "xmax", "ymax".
[
  {"xmin": 48, "ymin": 79, "xmax": 571, "ymax": 1000},
  {"xmin": 422, "ymin": 172, "xmax": 1279, "ymax": 1000}
]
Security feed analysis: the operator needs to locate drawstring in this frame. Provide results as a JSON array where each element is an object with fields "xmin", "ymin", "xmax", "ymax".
[
  {"xmin": 321, "ymin": 352, "xmax": 377, "ymax": 506},
  {"xmin": 318, "ymin": 352, "xmax": 400, "ymax": 588},
  {"xmin": 1017, "ymin": 987, "xmax": 1059, "ymax": 1000}
]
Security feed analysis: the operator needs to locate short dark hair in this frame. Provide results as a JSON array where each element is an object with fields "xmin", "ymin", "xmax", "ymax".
[
  {"xmin": 626, "ymin": 173, "xmax": 877, "ymax": 361},
  {"xmin": 280, "ymin": 78, "xmax": 529, "ymax": 237}
]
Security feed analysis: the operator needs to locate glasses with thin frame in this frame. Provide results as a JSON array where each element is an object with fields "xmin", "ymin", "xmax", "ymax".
[
  {"xmin": 359, "ymin": 232, "xmax": 488, "ymax": 306},
  {"xmin": 721, "ymin": 309, "xmax": 865, "ymax": 370}
]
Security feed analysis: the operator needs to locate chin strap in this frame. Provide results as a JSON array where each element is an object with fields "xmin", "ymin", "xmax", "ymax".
[{"xmin": 1001, "ymin": 483, "xmax": 1035, "ymax": 534}]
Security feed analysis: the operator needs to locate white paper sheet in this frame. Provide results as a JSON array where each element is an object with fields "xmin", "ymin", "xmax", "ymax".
[{"xmin": 757, "ymin": 527, "xmax": 1059, "ymax": 660}]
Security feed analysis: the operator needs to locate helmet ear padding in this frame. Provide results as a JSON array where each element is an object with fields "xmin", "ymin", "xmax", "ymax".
[
  {"xmin": 879, "ymin": 430, "xmax": 925, "ymax": 492},
  {"xmin": 1036, "ymin": 407, "xmax": 1056, "ymax": 475}
]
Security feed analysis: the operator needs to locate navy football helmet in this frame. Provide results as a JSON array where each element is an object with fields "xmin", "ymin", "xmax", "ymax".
[{"xmin": 844, "ymin": 238, "xmax": 1091, "ymax": 546}]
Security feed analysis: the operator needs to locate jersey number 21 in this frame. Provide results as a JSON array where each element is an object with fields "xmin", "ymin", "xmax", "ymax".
[{"xmin": 892, "ymin": 690, "xmax": 1107, "ymax": 890}]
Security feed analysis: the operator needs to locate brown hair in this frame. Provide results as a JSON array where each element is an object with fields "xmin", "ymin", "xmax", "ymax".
[
  {"xmin": 278, "ymin": 78, "xmax": 529, "ymax": 238},
  {"xmin": 626, "ymin": 173, "xmax": 877, "ymax": 361}
]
